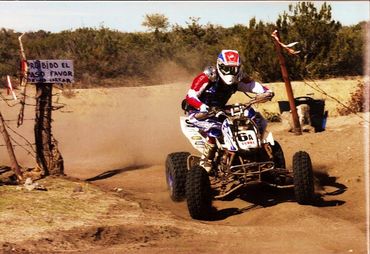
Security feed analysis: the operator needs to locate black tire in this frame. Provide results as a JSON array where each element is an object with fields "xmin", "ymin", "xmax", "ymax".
[
  {"xmin": 293, "ymin": 151, "xmax": 314, "ymax": 205},
  {"xmin": 272, "ymin": 141, "xmax": 286, "ymax": 169},
  {"xmin": 165, "ymin": 152, "xmax": 190, "ymax": 202},
  {"xmin": 185, "ymin": 165, "xmax": 213, "ymax": 220}
]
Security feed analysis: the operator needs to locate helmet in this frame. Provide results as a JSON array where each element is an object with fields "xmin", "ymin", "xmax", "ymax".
[
  {"xmin": 216, "ymin": 49, "xmax": 241, "ymax": 85},
  {"xmin": 203, "ymin": 66, "xmax": 217, "ymax": 82}
]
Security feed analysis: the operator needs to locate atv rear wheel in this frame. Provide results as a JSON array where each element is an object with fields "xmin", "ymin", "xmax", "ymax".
[
  {"xmin": 165, "ymin": 152, "xmax": 190, "ymax": 201},
  {"xmin": 293, "ymin": 151, "xmax": 314, "ymax": 205},
  {"xmin": 185, "ymin": 165, "xmax": 213, "ymax": 220}
]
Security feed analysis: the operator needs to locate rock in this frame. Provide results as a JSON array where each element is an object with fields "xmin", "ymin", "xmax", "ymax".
[
  {"xmin": 23, "ymin": 177, "xmax": 47, "ymax": 191},
  {"xmin": 113, "ymin": 187, "xmax": 123, "ymax": 193},
  {"xmin": 24, "ymin": 177, "xmax": 33, "ymax": 186},
  {"xmin": 73, "ymin": 184, "xmax": 83, "ymax": 193},
  {"xmin": 24, "ymin": 178, "xmax": 35, "ymax": 191},
  {"xmin": 24, "ymin": 184, "xmax": 35, "ymax": 191}
]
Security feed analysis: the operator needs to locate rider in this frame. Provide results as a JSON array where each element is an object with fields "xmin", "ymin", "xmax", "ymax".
[{"xmin": 184, "ymin": 49, "xmax": 274, "ymax": 173}]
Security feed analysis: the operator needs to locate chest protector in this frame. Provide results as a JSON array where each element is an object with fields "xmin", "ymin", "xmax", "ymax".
[{"xmin": 199, "ymin": 80, "xmax": 238, "ymax": 108}]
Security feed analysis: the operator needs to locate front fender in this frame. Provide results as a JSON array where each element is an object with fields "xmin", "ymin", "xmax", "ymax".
[{"xmin": 263, "ymin": 131, "xmax": 275, "ymax": 146}]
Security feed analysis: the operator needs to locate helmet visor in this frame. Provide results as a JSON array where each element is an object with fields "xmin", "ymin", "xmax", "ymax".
[{"xmin": 219, "ymin": 64, "xmax": 240, "ymax": 75}]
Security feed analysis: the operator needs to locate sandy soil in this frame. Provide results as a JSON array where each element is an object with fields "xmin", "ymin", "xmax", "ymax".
[{"xmin": 0, "ymin": 81, "xmax": 368, "ymax": 253}]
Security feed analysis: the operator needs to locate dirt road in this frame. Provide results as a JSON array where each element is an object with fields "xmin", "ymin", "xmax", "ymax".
[{"xmin": 0, "ymin": 82, "xmax": 368, "ymax": 253}]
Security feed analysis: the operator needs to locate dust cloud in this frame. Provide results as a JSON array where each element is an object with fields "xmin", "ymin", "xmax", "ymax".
[
  {"xmin": 1, "ymin": 79, "xmax": 197, "ymax": 179},
  {"xmin": 51, "ymin": 82, "xmax": 197, "ymax": 178}
]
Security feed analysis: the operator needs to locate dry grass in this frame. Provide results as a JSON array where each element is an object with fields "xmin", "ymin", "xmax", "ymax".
[
  {"xmin": 229, "ymin": 76, "xmax": 363, "ymax": 117},
  {"xmin": 0, "ymin": 177, "xmax": 135, "ymax": 243}
]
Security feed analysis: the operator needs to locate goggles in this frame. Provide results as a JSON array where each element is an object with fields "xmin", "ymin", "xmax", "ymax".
[{"xmin": 219, "ymin": 64, "xmax": 240, "ymax": 75}]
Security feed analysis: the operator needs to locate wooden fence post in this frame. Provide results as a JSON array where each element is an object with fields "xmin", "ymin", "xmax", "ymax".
[
  {"xmin": 18, "ymin": 35, "xmax": 67, "ymax": 177},
  {"xmin": 271, "ymin": 30, "xmax": 302, "ymax": 135},
  {"xmin": 34, "ymin": 83, "xmax": 64, "ymax": 176}
]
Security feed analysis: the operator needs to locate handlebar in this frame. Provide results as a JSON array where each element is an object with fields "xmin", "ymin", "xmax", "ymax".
[{"xmin": 194, "ymin": 97, "xmax": 266, "ymax": 120}]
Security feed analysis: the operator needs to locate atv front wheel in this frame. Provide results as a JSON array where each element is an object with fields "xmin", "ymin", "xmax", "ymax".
[
  {"xmin": 165, "ymin": 152, "xmax": 190, "ymax": 201},
  {"xmin": 185, "ymin": 165, "xmax": 213, "ymax": 220},
  {"xmin": 293, "ymin": 151, "xmax": 314, "ymax": 204}
]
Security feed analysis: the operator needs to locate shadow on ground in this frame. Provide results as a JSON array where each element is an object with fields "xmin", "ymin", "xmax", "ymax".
[
  {"xmin": 209, "ymin": 168, "xmax": 347, "ymax": 221},
  {"xmin": 85, "ymin": 164, "xmax": 151, "ymax": 182}
]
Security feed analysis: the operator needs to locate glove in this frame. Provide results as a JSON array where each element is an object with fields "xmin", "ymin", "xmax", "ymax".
[
  {"xmin": 256, "ymin": 92, "xmax": 274, "ymax": 102},
  {"xmin": 266, "ymin": 91, "xmax": 275, "ymax": 101},
  {"xmin": 199, "ymin": 104, "xmax": 209, "ymax": 112}
]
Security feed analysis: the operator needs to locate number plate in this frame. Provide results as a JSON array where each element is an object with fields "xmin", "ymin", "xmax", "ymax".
[{"xmin": 237, "ymin": 130, "xmax": 258, "ymax": 149}]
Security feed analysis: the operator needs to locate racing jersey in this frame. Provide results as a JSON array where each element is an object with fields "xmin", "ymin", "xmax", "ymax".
[{"xmin": 186, "ymin": 72, "xmax": 271, "ymax": 110}]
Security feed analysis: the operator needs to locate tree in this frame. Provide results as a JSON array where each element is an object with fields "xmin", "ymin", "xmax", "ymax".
[
  {"xmin": 242, "ymin": 20, "xmax": 279, "ymax": 82},
  {"xmin": 277, "ymin": 2, "xmax": 342, "ymax": 78},
  {"xmin": 142, "ymin": 13, "xmax": 169, "ymax": 33},
  {"xmin": 0, "ymin": 29, "xmax": 20, "ymax": 79},
  {"xmin": 327, "ymin": 22, "xmax": 365, "ymax": 76}
]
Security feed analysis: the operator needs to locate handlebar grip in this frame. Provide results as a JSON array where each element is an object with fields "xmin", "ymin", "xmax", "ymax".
[{"xmin": 194, "ymin": 112, "xmax": 215, "ymax": 120}]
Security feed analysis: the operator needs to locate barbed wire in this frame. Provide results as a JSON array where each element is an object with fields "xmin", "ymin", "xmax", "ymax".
[
  {"xmin": 1, "ymin": 82, "xmax": 72, "ymax": 164},
  {"xmin": 0, "ymin": 143, "xmax": 31, "ymax": 147},
  {"xmin": 0, "ymin": 140, "xmax": 35, "ymax": 159},
  {"xmin": 300, "ymin": 75, "xmax": 369, "ymax": 124},
  {"xmin": 4, "ymin": 121, "xmax": 36, "ymax": 154},
  {"xmin": 4, "ymin": 137, "xmax": 36, "ymax": 159},
  {"xmin": 4, "ymin": 118, "xmax": 35, "ymax": 122},
  {"xmin": 2, "ymin": 92, "xmax": 69, "ymax": 111},
  {"xmin": 0, "ymin": 92, "xmax": 20, "ymax": 107}
]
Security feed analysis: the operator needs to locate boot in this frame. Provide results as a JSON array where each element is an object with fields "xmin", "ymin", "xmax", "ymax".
[{"xmin": 200, "ymin": 141, "xmax": 216, "ymax": 173}]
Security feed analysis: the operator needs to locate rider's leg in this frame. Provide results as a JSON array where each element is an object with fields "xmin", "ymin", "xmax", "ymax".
[
  {"xmin": 187, "ymin": 113, "xmax": 220, "ymax": 173},
  {"xmin": 253, "ymin": 112, "xmax": 268, "ymax": 138},
  {"xmin": 200, "ymin": 136, "xmax": 217, "ymax": 173}
]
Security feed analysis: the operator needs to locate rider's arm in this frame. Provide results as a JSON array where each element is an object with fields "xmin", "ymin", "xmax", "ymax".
[
  {"xmin": 186, "ymin": 73, "xmax": 210, "ymax": 111},
  {"xmin": 237, "ymin": 80, "xmax": 274, "ymax": 101}
]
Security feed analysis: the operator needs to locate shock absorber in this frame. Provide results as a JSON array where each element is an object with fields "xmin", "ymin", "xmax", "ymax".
[{"xmin": 263, "ymin": 143, "xmax": 273, "ymax": 159}]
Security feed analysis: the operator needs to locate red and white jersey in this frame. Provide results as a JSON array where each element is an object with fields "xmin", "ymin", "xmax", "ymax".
[{"xmin": 186, "ymin": 72, "xmax": 271, "ymax": 110}]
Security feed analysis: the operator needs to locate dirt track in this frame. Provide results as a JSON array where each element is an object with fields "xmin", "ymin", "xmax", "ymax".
[{"xmin": 0, "ymin": 82, "xmax": 368, "ymax": 253}]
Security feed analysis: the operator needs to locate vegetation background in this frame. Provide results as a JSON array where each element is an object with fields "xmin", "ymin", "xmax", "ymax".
[{"xmin": 0, "ymin": 2, "xmax": 366, "ymax": 88}]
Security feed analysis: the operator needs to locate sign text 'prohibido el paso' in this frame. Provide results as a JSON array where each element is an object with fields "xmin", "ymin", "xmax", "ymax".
[{"xmin": 26, "ymin": 60, "xmax": 74, "ymax": 84}]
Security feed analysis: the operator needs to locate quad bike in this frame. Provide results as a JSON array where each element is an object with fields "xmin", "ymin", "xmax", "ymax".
[{"xmin": 166, "ymin": 97, "xmax": 315, "ymax": 220}]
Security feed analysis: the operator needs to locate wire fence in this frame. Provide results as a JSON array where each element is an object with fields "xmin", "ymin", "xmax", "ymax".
[
  {"xmin": 300, "ymin": 75, "xmax": 369, "ymax": 124},
  {"xmin": 0, "ymin": 83, "xmax": 70, "ymax": 164}
]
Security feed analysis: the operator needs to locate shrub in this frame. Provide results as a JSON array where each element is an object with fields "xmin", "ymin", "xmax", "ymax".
[
  {"xmin": 262, "ymin": 109, "xmax": 282, "ymax": 122},
  {"xmin": 337, "ymin": 80, "xmax": 369, "ymax": 115}
]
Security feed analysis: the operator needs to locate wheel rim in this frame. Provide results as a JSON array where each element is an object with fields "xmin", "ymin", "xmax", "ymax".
[{"xmin": 167, "ymin": 172, "xmax": 174, "ymax": 194}]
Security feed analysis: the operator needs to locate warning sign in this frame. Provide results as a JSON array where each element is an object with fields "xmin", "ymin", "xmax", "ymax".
[{"xmin": 26, "ymin": 60, "xmax": 74, "ymax": 84}]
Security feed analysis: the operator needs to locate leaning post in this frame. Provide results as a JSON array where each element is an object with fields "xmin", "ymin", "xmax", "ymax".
[
  {"xmin": 0, "ymin": 111, "xmax": 23, "ymax": 181},
  {"xmin": 271, "ymin": 30, "xmax": 302, "ymax": 135}
]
